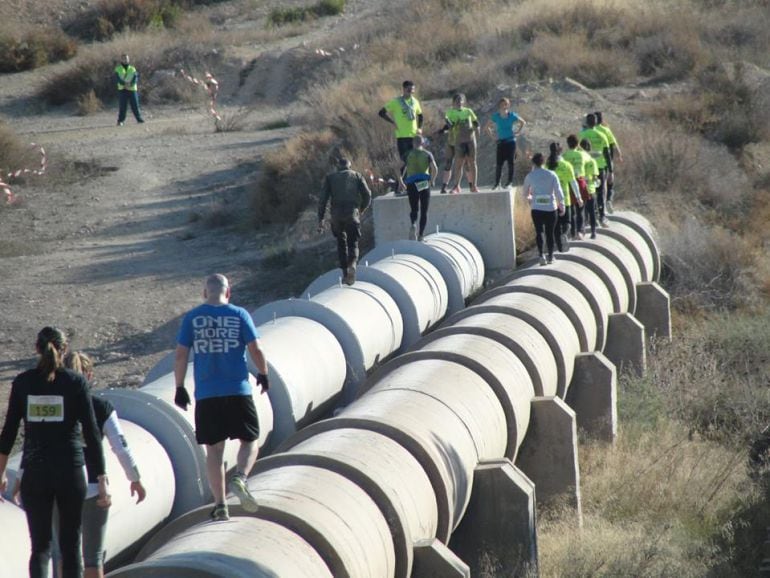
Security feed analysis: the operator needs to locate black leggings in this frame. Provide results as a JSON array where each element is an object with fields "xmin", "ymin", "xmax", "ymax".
[
  {"xmin": 495, "ymin": 140, "xmax": 516, "ymax": 185},
  {"xmin": 531, "ymin": 209, "xmax": 558, "ymax": 257},
  {"xmin": 595, "ymin": 169, "xmax": 607, "ymax": 220},
  {"xmin": 21, "ymin": 467, "xmax": 87, "ymax": 578},
  {"xmin": 407, "ymin": 184, "xmax": 430, "ymax": 236}
]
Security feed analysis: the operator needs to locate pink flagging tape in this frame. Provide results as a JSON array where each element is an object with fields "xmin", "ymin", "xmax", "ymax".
[
  {"xmin": 179, "ymin": 69, "xmax": 222, "ymax": 122},
  {"xmin": 2, "ymin": 143, "xmax": 47, "ymax": 203},
  {"xmin": 366, "ymin": 170, "xmax": 396, "ymax": 186}
]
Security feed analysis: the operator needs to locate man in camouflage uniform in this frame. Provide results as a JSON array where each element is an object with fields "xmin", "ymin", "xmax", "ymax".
[{"xmin": 318, "ymin": 158, "xmax": 372, "ymax": 285}]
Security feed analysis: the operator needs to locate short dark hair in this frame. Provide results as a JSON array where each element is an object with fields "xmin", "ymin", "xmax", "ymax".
[
  {"xmin": 586, "ymin": 113, "xmax": 597, "ymax": 127},
  {"xmin": 595, "ymin": 111, "xmax": 603, "ymax": 123},
  {"xmin": 532, "ymin": 153, "xmax": 544, "ymax": 166},
  {"xmin": 567, "ymin": 134, "xmax": 578, "ymax": 148},
  {"xmin": 403, "ymin": 80, "xmax": 415, "ymax": 89}
]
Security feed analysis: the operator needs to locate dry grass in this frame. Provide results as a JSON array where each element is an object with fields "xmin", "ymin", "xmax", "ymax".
[
  {"xmin": 538, "ymin": 312, "xmax": 770, "ymax": 577},
  {"xmin": 37, "ymin": 29, "xmax": 220, "ymax": 108},
  {"xmin": 0, "ymin": 27, "xmax": 77, "ymax": 72}
]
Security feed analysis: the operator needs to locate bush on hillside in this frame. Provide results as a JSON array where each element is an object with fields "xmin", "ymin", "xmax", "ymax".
[
  {"xmin": 37, "ymin": 40, "xmax": 221, "ymax": 108},
  {"xmin": 0, "ymin": 29, "xmax": 77, "ymax": 73},
  {"xmin": 267, "ymin": 0, "xmax": 345, "ymax": 27},
  {"xmin": 253, "ymin": 130, "xmax": 340, "ymax": 224},
  {"xmin": 64, "ymin": 0, "xmax": 183, "ymax": 41}
]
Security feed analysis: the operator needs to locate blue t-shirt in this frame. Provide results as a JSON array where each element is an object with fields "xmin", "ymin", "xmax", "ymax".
[
  {"xmin": 491, "ymin": 111, "xmax": 520, "ymax": 142},
  {"xmin": 176, "ymin": 303, "xmax": 260, "ymax": 400}
]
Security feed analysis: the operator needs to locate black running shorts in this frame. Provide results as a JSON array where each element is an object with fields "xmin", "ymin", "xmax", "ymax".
[{"xmin": 194, "ymin": 394, "xmax": 260, "ymax": 445}]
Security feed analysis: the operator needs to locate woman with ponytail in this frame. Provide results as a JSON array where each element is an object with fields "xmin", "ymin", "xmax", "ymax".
[{"xmin": 0, "ymin": 327, "xmax": 109, "ymax": 578}]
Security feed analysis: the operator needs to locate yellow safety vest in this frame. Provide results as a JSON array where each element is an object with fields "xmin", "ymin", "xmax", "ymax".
[{"xmin": 115, "ymin": 64, "xmax": 138, "ymax": 91}]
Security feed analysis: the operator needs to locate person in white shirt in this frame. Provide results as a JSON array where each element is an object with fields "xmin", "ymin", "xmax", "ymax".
[{"xmin": 521, "ymin": 152, "xmax": 565, "ymax": 265}]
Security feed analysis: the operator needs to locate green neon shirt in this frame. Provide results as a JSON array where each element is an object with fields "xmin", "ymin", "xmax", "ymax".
[
  {"xmin": 445, "ymin": 107, "xmax": 478, "ymax": 145},
  {"xmin": 578, "ymin": 128, "xmax": 610, "ymax": 169},
  {"xmin": 384, "ymin": 96, "xmax": 422, "ymax": 138}
]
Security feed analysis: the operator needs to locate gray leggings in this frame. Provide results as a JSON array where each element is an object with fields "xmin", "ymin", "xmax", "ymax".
[{"xmin": 53, "ymin": 496, "xmax": 109, "ymax": 574}]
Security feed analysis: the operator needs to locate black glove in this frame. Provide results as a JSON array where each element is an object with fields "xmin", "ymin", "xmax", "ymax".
[
  {"xmin": 257, "ymin": 373, "xmax": 269, "ymax": 393},
  {"xmin": 174, "ymin": 386, "xmax": 191, "ymax": 410}
]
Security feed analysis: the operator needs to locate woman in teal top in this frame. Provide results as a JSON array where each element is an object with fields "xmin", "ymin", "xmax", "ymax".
[{"xmin": 484, "ymin": 97, "xmax": 526, "ymax": 189}]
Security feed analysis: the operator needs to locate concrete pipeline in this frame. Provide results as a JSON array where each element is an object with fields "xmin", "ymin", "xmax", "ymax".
[{"xmin": 100, "ymin": 209, "xmax": 669, "ymax": 577}]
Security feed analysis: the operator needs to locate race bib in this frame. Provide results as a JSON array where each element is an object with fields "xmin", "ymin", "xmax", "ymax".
[
  {"xmin": 535, "ymin": 196, "xmax": 551, "ymax": 204},
  {"xmin": 27, "ymin": 395, "xmax": 64, "ymax": 422},
  {"xmin": 415, "ymin": 180, "xmax": 430, "ymax": 191}
]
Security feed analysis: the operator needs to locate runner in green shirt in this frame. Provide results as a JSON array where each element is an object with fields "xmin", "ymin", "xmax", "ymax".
[
  {"xmin": 546, "ymin": 142, "xmax": 580, "ymax": 252},
  {"xmin": 579, "ymin": 138, "xmax": 600, "ymax": 238},
  {"xmin": 562, "ymin": 135, "xmax": 591, "ymax": 240},
  {"xmin": 594, "ymin": 111, "xmax": 622, "ymax": 214},
  {"xmin": 402, "ymin": 135, "xmax": 438, "ymax": 241},
  {"xmin": 437, "ymin": 93, "xmax": 480, "ymax": 194},
  {"xmin": 579, "ymin": 113, "xmax": 613, "ymax": 228},
  {"xmin": 379, "ymin": 80, "xmax": 423, "ymax": 194}
]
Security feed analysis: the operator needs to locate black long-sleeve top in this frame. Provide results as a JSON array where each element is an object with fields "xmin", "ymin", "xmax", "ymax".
[{"xmin": 0, "ymin": 368, "xmax": 106, "ymax": 476}]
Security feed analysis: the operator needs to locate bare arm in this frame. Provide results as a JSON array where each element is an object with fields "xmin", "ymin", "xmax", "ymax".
[
  {"xmin": 174, "ymin": 345, "xmax": 190, "ymax": 387},
  {"xmin": 247, "ymin": 340, "xmax": 268, "ymax": 375}
]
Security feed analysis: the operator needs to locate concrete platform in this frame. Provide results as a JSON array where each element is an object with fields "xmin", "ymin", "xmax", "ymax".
[{"xmin": 373, "ymin": 187, "xmax": 516, "ymax": 271}]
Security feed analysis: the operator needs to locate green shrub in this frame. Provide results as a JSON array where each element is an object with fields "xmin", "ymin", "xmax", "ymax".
[{"xmin": 0, "ymin": 29, "xmax": 77, "ymax": 72}]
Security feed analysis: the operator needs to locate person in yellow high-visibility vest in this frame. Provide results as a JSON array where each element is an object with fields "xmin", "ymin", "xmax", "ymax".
[{"xmin": 115, "ymin": 54, "xmax": 144, "ymax": 126}]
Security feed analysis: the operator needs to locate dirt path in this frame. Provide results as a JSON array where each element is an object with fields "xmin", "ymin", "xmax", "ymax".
[{"xmin": 0, "ymin": 100, "xmax": 300, "ymax": 394}]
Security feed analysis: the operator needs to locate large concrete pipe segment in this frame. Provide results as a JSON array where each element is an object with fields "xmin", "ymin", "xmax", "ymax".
[
  {"xmin": 249, "ymin": 316, "xmax": 347, "ymax": 451},
  {"xmin": 397, "ymin": 335, "xmax": 535, "ymax": 461},
  {"xmin": 573, "ymin": 236, "xmax": 642, "ymax": 313},
  {"xmin": 287, "ymin": 358, "xmax": 508, "ymax": 540},
  {"xmin": 479, "ymin": 274, "xmax": 598, "ymax": 352},
  {"xmin": 608, "ymin": 211, "xmax": 661, "ymax": 282},
  {"xmin": 363, "ymin": 231, "xmax": 485, "ymax": 314},
  {"xmin": 110, "ymin": 517, "xmax": 333, "ymax": 578},
  {"xmin": 97, "ymin": 417, "xmax": 175, "ymax": 565},
  {"xmin": 127, "ymin": 464, "xmax": 397, "ymax": 578},
  {"xmin": 443, "ymin": 312, "xmax": 559, "ymax": 398},
  {"xmin": 104, "ymin": 366, "xmax": 274, "ymax": 519},
  {"xmin": 449, "ymin": 291, "xmax": 581, "ymax": 398},
  {"xmin": 251, "ymin": 282, "xmax": 403, "ymax": 405},
  {"xmin": 504, "ymin": 258, "xmax": 616, "ymax": 352},
  {"xmin": 304, "ymin": 254, "xmax": 448, "ymax": 352},
  {"xmin": 251, "ymin": 428, "xmax": 439, "ymax": 578},
  {"xmin": 598, "ymin": 221, "xmax": 656, "ymax": 283},
  {"xmin": 558, "ymin": 247, "xmax": 630, "ymax": 313}
]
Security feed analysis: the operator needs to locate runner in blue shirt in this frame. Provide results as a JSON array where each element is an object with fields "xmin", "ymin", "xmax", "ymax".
[{"xmin": 174, "ymin": 274, "xmax": 269, "ymax": 522}]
